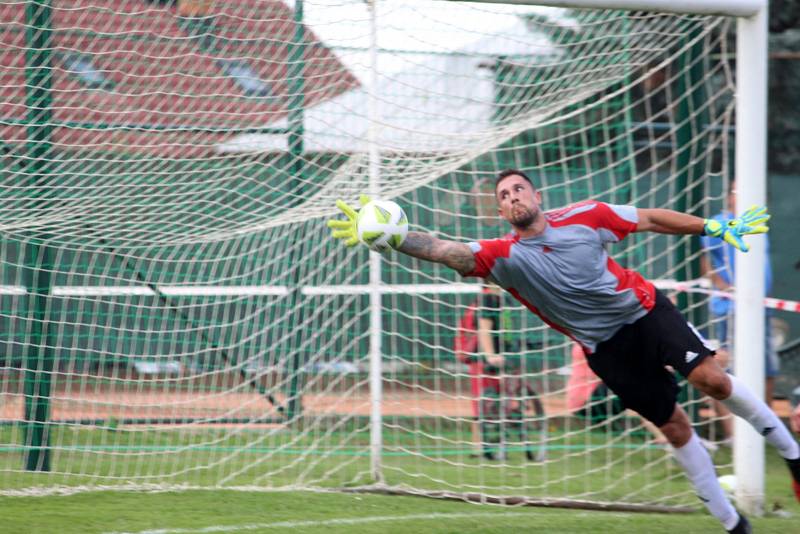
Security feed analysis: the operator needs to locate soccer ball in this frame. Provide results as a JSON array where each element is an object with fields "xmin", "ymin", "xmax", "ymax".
[
  {"xmin": 357, "ymin": 199, "xmax": 408, "ymax": 252},
  {"xmin": 717, "ymin": 474, "xmax": 737, "ymax": 497}
]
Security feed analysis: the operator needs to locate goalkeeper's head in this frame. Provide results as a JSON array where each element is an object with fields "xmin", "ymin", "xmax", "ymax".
[{"xmin": 494, "ymin": 168, "xmax": 543, "ymax": 230}]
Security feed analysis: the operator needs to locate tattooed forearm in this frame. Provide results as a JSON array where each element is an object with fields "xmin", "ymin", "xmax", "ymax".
[
  {"xmin": 397, "ymin": 232, "xmax": 436, "ymax": 260},
  {"xmin": 398, "ymin": 231, "xmax": 476, "ymax": 275}
]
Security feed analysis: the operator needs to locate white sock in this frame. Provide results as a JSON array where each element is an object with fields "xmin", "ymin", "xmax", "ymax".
[
  {"xmin": 673, "ymin": 432, "xmax": 739, "ymax": 530},
  {"xmin": 721, "ymin": 373, "xmax": 800, "ymax": 460}
]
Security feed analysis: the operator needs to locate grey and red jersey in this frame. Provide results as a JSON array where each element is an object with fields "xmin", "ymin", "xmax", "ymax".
[{"xmin": 466, "ymin": 200, "xmax": 656, "ymax": 353}]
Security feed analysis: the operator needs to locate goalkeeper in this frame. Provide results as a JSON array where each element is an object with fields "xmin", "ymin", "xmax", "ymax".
[{"xmin": 329, "ymin": 169, "xmax": 800, "ymax": 534}]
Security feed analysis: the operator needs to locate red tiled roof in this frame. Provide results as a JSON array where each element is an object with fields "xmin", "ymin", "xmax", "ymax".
[{"xmin": 0, "ymin": 1, "xmax": 359, "ymax": 157}]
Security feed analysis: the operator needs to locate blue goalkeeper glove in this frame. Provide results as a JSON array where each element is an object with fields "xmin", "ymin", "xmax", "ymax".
[
  {"xmin": 703, "ymin": 205, "xmax": 770, "ymax": 252},
  {"xmin": 326, "ymin": 194, "xmax": 372, "ymax": 247}
]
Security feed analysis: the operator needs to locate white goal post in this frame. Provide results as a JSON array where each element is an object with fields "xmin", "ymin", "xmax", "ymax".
[{"xmin": 451, "ymin": 0, "xmax": 770, "ymax": 515}]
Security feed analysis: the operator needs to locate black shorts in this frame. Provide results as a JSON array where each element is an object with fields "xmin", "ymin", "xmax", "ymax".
[{"xmin": 586, "ymin": 290, "xmax": 715, "ymax": 427}]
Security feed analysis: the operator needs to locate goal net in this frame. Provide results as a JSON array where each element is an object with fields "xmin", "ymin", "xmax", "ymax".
[{"xmin": 0, "ymin": 0, "xmax": 739, "ymax": 508}]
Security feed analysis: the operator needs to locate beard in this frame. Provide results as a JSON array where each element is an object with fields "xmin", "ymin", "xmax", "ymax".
[{"xmin": 509, "ymin": 204, "xmax": 538, "ymax": 228}]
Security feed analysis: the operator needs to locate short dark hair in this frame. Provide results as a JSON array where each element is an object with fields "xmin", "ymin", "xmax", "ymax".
[{"xmin": 495, "ymin": 168, "xmax": 534, "ymax": 190}]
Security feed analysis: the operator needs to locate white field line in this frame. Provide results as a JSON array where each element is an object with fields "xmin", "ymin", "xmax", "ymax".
[{"xmin": 103, "ymin": 511, "xmax": 588, "ymax": 534}]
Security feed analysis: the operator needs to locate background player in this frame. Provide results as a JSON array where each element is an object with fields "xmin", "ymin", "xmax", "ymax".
[
  {"xmin": 453, "ymin": 285, "xmax": 502, "ymax": 457},
  {"xmin": 700, "ymin": 181, "xmax": 779, "ymax": 448}
]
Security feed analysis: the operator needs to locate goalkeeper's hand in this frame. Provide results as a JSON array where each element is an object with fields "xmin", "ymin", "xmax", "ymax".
[
  {"xmin": 327, "ymin": 194, "xmax": 372, "ymax": 247},
  {"xmin": 703, "ymin": 205, "xmax": 770, "ymax": 252}
]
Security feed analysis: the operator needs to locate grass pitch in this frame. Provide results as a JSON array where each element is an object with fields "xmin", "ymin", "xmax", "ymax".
[
  {"xmin": 1, "ymin": 488, "xmax": 798, "ymax": 534},
  {"xmin": 1, "ymin": 448, "xmax": 798, "ymax": 533}
]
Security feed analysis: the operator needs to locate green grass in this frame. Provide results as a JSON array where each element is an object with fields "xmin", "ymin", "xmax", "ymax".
[
  {"xmin": 0, "ymin": 423, "xmax": 704, "ymax": 502},
  {"xmin": 1, "ymin": 424, "xmax": 799, "ymax": 532},
  {"xmin": 0, "ymin": 487, "xmax": 798, "ymax": 534}
]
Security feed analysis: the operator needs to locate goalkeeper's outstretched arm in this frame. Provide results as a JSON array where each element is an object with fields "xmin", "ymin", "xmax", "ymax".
[
  {"xmin": 635, "ymin": 208, "xmax": 705, "ymax": 235},
  {"xmin": 637, "ymin": 205, "xmax": 770, "ymax": 252},
  {"xmin": 397, "ymin": 231, "xmax": 475, "ymax": 276}
]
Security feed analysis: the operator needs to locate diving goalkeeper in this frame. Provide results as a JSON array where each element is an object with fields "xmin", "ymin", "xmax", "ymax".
[{"xmin": 328, "ymin": 169, "xmax": 800, "ymax": 534}]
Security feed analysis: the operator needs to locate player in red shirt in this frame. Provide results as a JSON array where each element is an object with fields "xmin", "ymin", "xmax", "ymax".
[{"xmin": 453, "ymin": 286, "xmax": 502, "ymax": 457}]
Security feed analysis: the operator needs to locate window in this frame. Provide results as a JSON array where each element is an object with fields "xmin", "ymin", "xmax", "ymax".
[
  {"xmin": 216, "ymin": 59, "xmax": 272, "ymax": 98},
  {"xmin": 62, "ymin": 53, "xmax": 114, "ymax": 90}
]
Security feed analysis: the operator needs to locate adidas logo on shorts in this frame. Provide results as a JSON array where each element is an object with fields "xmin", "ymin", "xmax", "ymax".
[{"xmin": 685, "ymin": 351, "xmax": 699, "ymax": 363}]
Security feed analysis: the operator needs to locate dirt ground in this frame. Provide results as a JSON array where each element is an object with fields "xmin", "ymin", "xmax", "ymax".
[
  {"xmin": 0, "ymin": 389, "xmax": 570, "ymax": 421},
  {"xmin": 0, "ymin": 389, "xmax": 788, "ymax": 423}
]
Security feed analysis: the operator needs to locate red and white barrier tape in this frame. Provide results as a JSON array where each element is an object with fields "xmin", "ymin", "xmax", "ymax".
[
  {"xmin": 653, "ymin": 279, "xmax": 800, "ymax": 313},
  {"xmin": 0, "ymin": 279, "xmax": 796, "ymax": 312}
]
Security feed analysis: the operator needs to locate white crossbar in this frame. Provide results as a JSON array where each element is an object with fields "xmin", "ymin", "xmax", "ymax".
[{"xmin": 451, "ymin": 0, "xmax": 764, "ymax": 18}]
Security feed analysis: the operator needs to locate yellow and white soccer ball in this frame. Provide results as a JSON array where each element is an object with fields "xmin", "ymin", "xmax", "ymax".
[
  {"xmin": 357, "ymin": 199, "xmax": 408, "ymax": 252},
  {"xmin": 717, "ymin": 474, "xmax": 737, "ymax": 497}
]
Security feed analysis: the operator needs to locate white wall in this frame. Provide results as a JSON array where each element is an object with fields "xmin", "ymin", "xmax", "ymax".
[{"xmin": 217, "ymin": 1, "xmax": 566, "ymax": 153}]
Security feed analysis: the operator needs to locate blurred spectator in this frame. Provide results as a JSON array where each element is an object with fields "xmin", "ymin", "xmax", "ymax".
[
  {"xmin": 454, "ymin": 286, "xmax": 501, "ymax": 456},
  {"xmin": 476, "ymin": 283, "xmax": 509, "ymax": 372},
  {"xmin": 700, "ymin": 181, "xmax": 779, "ymax": 405},
  {"xmin": 477, "ymin": 285, "xmax": 544, "ymax": 461}
]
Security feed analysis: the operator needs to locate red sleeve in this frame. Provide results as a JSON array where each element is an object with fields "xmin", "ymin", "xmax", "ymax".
[
  {"xmin": 465, "ymin": 238, "xmax": 514, "ymax": 278},
  {"xmin": 548, "ymin": 201, "xmax": 637, "ymax": 241},
  {"xmin": 597, "ymin": 202, "xmax": 638, "ymax": 240}
]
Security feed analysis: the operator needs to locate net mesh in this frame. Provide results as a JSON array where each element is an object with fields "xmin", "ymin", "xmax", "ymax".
[{"xmin": 0, "ymin": 0, "xmax": 736, "ymax": 506}]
